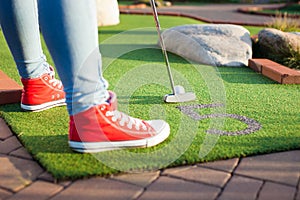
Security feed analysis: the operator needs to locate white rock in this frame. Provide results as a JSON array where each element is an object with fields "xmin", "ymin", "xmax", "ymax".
[
  {"xmin": 160, "ymin": 24, "xmax": 252, "ymax": 67},
  {"xmin": 96, "ymin": 0, "xmax": 120, "ymax": 27}
]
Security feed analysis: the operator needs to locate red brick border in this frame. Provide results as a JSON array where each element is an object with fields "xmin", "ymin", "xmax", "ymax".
[
  {"xmin": 0, "ymin": 70, "xmax": 22, "ymax": 105},
  {"xmin": 248, "ymin": 59, "xmax": 300, "ymax": 84}
]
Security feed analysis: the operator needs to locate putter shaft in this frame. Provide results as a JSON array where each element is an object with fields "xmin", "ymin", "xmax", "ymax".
[{"xmin": 149, "ymin": 0, "xmax": 176, "ymax": 95}]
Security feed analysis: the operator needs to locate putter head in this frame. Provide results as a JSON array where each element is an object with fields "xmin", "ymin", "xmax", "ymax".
[{"xmin": 164, "ymin": 92, "xmax": 196, "ymax": 103}]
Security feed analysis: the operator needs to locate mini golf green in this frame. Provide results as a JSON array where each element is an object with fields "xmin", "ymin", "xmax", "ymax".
[{"xmin": 0, "ymin": 15, "xmax": 299, "ymax": 180}]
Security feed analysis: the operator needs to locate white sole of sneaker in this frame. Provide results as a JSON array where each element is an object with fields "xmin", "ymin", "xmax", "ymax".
[
  {"xmin": 69, "ymin": 120, "xmax": 170, "ymax": 153},
  {"xmin": 21, "ymin": 99, "xmax": 66, "ymax": 112}
]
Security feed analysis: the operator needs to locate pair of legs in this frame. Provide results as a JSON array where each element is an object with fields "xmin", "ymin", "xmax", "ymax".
[
  {"xmin": 0, "ymin": 0, "xmax": 170, "ymax": 153},
  {"xmin": 0, "ymin": 0, "xmax": 108, "ymax": 114}
]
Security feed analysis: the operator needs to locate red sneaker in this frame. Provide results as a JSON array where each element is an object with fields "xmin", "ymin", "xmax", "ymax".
[
  {"xmin": 69, "ymin": 92, "xmax": 170, "ymax": 153},
  {"xmin": 21, "ymin": 67, "xmax": 66, "ymax": 111}
]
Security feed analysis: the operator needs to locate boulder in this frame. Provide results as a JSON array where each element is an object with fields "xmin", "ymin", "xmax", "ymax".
[
  {"xmin": 160, "ymin": 24, "xmax": 252, "ymax": 67},
  {"xmin": 96, "ymin": 0, "xmax": 120, "ymax": 26},
  {"xmin": 258, "ymin": 28, "xmax": 300, "ymax": 59}
]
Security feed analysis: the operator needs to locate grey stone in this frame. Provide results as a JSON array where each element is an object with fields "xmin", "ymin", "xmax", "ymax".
[
  {"xmin": 258, "ymin": 28, "xmax": 300, "ymax": 60},
  {"xmin": 218, "ymin": 175, "xmax": 263, "ymax": 200},
  {"xmin": 163, "ymin": 165, "xmax": 231, "ymax": 187},
  {"xmin": 258, "ymin": 182, "xmax": 296, "ymax": 200},
  {"xmin": 139, "ymin": 176, "xmax": 220, "ymax": 200},
  {"xmin": 177, "ymin": 104, "xmax": 261, "ymax": 135},
  {"xmin": 235, "ymin": 150, "xmax": 300, "ymax": 187},
  {"xmin": 161, "ymin": 24, "xmax": 252, "ymax": 67}
]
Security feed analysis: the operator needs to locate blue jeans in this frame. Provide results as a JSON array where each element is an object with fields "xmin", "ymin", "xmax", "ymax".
[{"xmin": 0, "ymin": 0, "xmax": 109, "ymax": 115}]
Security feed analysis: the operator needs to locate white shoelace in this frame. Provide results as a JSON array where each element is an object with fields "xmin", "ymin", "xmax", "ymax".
[
  {"xmin": 48, "ymin": 67, "xmax": 63, "ymax": 88},
  {"xmin": 106, "ymin": 110, "xmax": 147, "ymax": 131},
  {"xmin": 49, "ymin": 78, "xmax": 63, "ymax": 88}
]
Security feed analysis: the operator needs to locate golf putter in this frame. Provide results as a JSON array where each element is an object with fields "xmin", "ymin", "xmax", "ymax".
[{"xmin": 149, "ymin": 0, "xmax": 196, "ymax": 103}]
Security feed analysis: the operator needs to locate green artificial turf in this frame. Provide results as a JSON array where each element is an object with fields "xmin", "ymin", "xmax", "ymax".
[{"xmin": 0, "ymin": 15, "xmax": 299, "ymax": 180}]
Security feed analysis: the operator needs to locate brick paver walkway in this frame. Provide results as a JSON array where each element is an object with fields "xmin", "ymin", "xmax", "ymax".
[
  {"xmin": 1, "ymin": 118, "xmax": 299, "ymax": 199},
  {"xmin": 1, "ymin": 3, "xmax": 300, "ymax": 200}
]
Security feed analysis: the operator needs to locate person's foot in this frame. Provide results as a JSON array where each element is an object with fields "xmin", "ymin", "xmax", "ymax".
[
  {"xmin": 21, "ymin": 67, "xmax": 66, "ymax": 111},
  {"xmin": 69, "ymin": 92, "xmax": 170, "ymax": 153}
]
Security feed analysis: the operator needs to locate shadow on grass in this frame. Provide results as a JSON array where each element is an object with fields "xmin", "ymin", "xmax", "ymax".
[
  {"xmin": 100, "ymin": 44, "xmax": 191, "ymax": 64},
  {"xmin": 217, "ymin": 67, "xmax": 276, "ymax": 84},
  {"xmin": 101, "ymin": 47, "xmax": 276, "ymax": 85},
  {"xmin": 0, "ymin": 104, "xmax": 23, "ymax": 113},
  {"xmin": 99, "ymin": 29, "xmax": 157, "ymax": 36},
  {"xmin": 117, "ymin": 95, "xmax": 164, "ymax": 105},
  {"xmin": 21, "ymin": 134, "xmax": 72, "ymax": 154}
]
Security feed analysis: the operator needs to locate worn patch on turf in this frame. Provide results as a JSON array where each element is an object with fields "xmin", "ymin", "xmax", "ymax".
[{"xmin": 177, "ymin": 104, "xmax": 262, "ymax": 136}]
